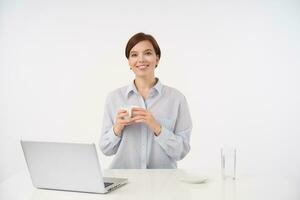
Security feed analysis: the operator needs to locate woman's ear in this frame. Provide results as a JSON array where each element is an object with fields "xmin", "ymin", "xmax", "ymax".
[
  {"xmin": 156, "ymin": 56, "xmax": 160, "ymax": 68},
  {"xmin": 128, "ymin": 60, "xmax": 132, "ymax": 70}
]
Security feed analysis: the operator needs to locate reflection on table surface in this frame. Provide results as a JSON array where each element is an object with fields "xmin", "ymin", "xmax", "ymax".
[{"xmin": 1, "ymin": 169, "xmax": 299, "ymax": 200}]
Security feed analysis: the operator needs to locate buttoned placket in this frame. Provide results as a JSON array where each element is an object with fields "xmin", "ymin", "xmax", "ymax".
[
  {"xmin": 138, "ymin": 88, "xmax": 158, "ymax": 169},
  {"xmin": 138, "ymin": 94, "xmax": 147, "ymax": 169}
]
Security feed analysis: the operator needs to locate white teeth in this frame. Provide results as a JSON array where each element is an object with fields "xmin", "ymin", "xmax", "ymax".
[{"xmin": 137, "ymin": 65, "xmax": 148, "ymax": 69}]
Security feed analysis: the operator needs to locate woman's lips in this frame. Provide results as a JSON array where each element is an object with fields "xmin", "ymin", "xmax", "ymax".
[{"xmin": 136, "ymin": 65, "xmax": 148, "ymax": 70}]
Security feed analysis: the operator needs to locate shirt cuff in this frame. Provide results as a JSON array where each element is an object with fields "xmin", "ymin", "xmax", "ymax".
[
  {"xmin": 154, "ymin": 126, "xmax": 173, "ymax": 146},
  {"xmin": 108, "ymin": 127, "xmax": 122, "ymax": 145}
]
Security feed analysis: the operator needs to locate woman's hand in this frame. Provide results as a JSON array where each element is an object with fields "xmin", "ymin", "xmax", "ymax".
[
  {"xmin": 132, "ymin": 108, "xmax": 162, "ymax": 136},
  {"xmin": 113, "ymin": 110, "xmax": 134, "ymax": 137}
]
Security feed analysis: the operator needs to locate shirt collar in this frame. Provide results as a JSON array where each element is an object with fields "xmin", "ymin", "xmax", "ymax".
[
  {"xmin": 126, "ymin": 81, "xmax": 138, "ymax": 97},
  {"xmin": 153, "ymin": 78, "xmax": 163, "ymax": 95},
  {"xmin": 126, "ymin": 78, "xmax": 163, "ymax": 98}
]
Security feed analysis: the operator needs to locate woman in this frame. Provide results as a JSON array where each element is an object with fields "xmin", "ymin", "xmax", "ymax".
[{"xmin": 100, "ymin": 32, "xmax": 192, "ymax": 169}]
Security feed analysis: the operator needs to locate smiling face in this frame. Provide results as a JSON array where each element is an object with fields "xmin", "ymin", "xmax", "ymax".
[{"xmin": 128, "ymin": 40, "xmax": 160, "ymax": 79}]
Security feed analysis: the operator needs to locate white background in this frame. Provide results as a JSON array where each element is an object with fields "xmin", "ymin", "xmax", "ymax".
[{"xmin": 1, "ymin": 0, "xmax": 300, "ymax": 184}]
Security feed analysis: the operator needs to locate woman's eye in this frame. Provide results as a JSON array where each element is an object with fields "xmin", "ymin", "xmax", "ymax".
[
  {"xmin": 130, "ymin": 54, "xmax": 137, "ymax": 57},
  {"xmin": 145, "ymin": 52, "xmax": 152, "ymax": 55}
]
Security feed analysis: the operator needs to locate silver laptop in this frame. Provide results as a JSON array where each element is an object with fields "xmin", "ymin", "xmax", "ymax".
[{"xmin": 21, "ymin": 140, "xmax": 127, "ymax": 194}]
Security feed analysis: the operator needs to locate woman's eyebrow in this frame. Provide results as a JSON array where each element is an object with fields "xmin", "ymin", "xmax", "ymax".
[{"xmin": 130, "ymin": 49, "xmax": 153, "ymax": 54}]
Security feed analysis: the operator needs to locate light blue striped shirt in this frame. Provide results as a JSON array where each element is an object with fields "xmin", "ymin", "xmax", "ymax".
[{"xmin": 100, "ymin": 79, "xmax": 192, "ymax": 169}]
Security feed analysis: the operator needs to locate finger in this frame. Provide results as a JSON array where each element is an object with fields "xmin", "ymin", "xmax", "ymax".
[
  {"xmin": 118, "ymin": 112, "xmax": 129, "ymax": 118},
  {"xmin": 132, "ymin": 110, "xmax": 147, "ymax": 116},
  {"xmin": 133, "ymin": 116, "xmax": 146, "ymax": 122},
  {"xmin": 117, "ymin": 116, "xmax": 128, "ymax": 121},
  {"xmin": 125, "ymin": 121, "xmax": 135, "ymax": 126},
  {"xmin": 119, "ymin": 121, "xmax": 130, "ymax": 126},
  {"xmin": 120, "ymin": 118, "xmax": 134, "ymax": 126},
  {"xmin": 134, "ymin": 119, "xmax": 146, "ymax": 123},
  {"xmin": 132, "ymin": 115, "xmax": 144, "ymax": 120},
  {"xmin": 117, "ymin": 110, "xmax": 127, "ymax": 114},
  {"xmin": 132, "ymin": 107, "xmax": 146, "ymax": 112},
  {"xmin": 120, "ymin": 117, "xmax": 135, "ymax": 123}
]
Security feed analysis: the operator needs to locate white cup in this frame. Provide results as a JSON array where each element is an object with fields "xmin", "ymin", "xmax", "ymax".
[
  {"xmin": 221, "ymin": 147, "xmax": 236, "ymax": 180},
  {"xmin": 120, "ymin": 105, "xmax": 140, "ymax": 119}
]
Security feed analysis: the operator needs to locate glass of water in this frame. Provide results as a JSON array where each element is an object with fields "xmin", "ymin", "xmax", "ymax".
[{"xmin": 221, "ymin": 147, "xmax": 236, "ymax": 180}]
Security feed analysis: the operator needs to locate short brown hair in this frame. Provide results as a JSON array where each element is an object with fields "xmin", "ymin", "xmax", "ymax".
[{"xmin": 125, "ymin": 32, "xmax": 161, "ymax": 59}]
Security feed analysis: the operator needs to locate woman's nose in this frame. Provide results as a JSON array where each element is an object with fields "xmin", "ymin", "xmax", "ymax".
[{"xmin": 137, "ymin": 54, "xmax": 145, "ymax": 62}]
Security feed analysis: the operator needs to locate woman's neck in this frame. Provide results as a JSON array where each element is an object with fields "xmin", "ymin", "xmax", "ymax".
[{"xmin": 134, "ymin": 77, "xmax": 157, "ymax": 93}]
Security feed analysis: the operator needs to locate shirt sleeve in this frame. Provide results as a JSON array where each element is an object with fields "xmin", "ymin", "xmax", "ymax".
[
  {"xmin": 154, "ymin": 96, "xmax": 192, "ymax": 161},
  {"xmin": 99, "ymin": 93, "xmax": 122, "ymax": 156}
]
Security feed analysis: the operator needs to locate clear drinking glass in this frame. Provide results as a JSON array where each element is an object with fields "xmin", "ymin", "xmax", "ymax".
[{"xmin": 221, "ymin": 147, "xmax": 236, "ymax": 180}]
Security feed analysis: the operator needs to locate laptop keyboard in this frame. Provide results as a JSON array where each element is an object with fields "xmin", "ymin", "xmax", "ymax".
[{"xmin": 104, "ymin": 182, "xmax": 113, "ymax": 188}]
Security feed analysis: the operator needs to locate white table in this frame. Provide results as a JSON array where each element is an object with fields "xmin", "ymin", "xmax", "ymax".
[{"xmin": 0, "ymin": 169, "xmax": 299, "ymax": 200}]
